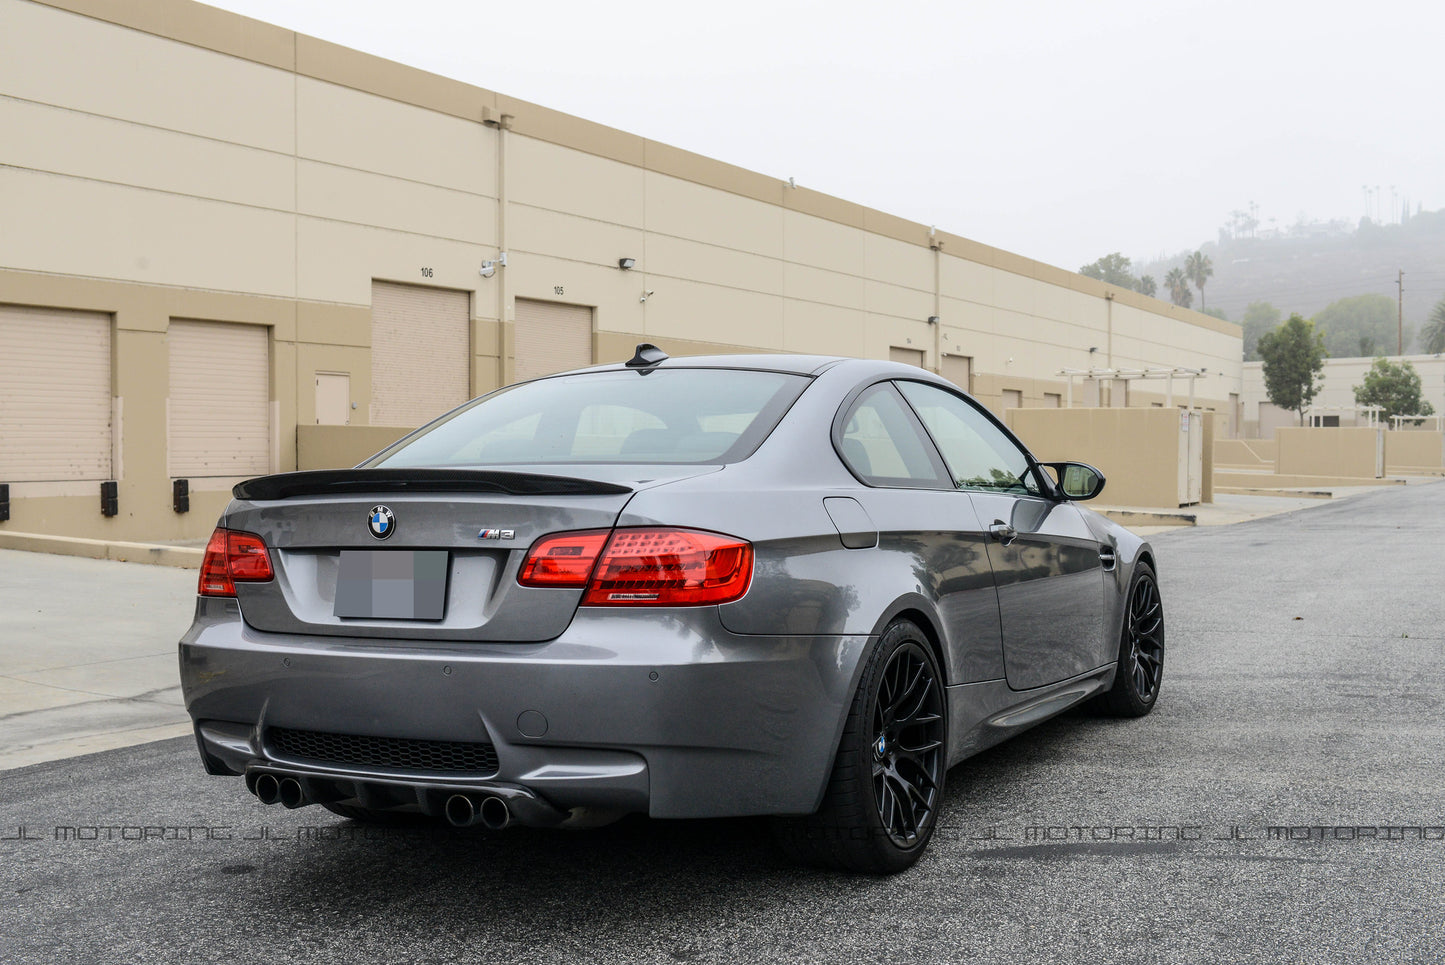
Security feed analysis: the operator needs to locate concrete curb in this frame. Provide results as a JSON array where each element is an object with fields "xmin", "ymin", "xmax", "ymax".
[
  {"xmin": 1099, "ymin": 509, "xmax": 1197, "ymax": 528},
  {"xmin": 1215, "ymin": 487, "xmax": 1333, "ymax": 499},
  {"xmin": 0, "ymin": 531, "xmax": 203, "ymax": 569}
]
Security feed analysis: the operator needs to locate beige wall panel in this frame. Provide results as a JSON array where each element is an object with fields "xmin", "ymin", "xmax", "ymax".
[
  {"xmin": 937, "ymin": 298, "xmax": 995, "ymax": 339},
  {"xmin": 297, "ymin": 425, "xmax": 414, "ymax": 471},
  {"xmin": 0, "ymin": 97, "xmax": 295, "ymax": 212},
  {"xmin": 296, "ymin": 160, "xmax": 495, "ymax": 244},
  {"xmin": 1386, "ymin": 431, "xmax": 1445, "ymax": 469},
  {"xmin": 295, "ymin": 77, "xmax": 495, "ymax": 194},
  {"xmin": 990, "ymin": 270, "xmax": 1041, "ymax": 318},
  {"xmin": 864, "ymin": 280, "xmax": 933, "ymax": 322},
  {"xmin": 863, "ymin": 234, "xmax": 932, "ymax": 291},
  {"xmin": 1277, "ymin": 427, "xmax": 1383, "ymax": 478},
  {"xmin": 781, "ymin": 299, "xmax": 866, "ymax": 357},
  {"xmin": 508, "ymin": 136, "xmax": 644, "ymax": 227},
  {"xmin": 295, "ymin": 343, "xmax": 373, "ymax": 427},
  {"xmin": 939, "ymin": 254, "xmax": 995, "ymax": 305},
  {"xmin": 296, "ymin": 302, "xmax": 371, "ymax": 348},
  {"xmin": 643, "ymin": 171, "xmax": 784, "ymax": 257},
  {"xmin": 295, "ymin": 216, "xmax": 485, "ymax": 305},
  {"xmin": 638, "ymin": 279, "xmax": 783, "ymax": 349},
  {"xmin": 0, "ymin": 167, "xmax": 296, "ymax": 296},
  {"xmin": 1, "ymin": 0, "xmax": 295, "ymax": 152},
  {"xmin": 509, "ymin": 205, "xmax": 645, "ymax": 270},
  {"xmin": 782, "ymin": 209, "xmax": 866, "ymax": 275},
  {"xmin": 644, "ymin": 234, "xmax": 784, "ymax": 297},
  {"xmin": 783, "ymin": 263, "xmax": 866, "ymax": 311},
  {"xmin": 1033, "ymin": 282, "xmax": 1097, "ymax": 326}
]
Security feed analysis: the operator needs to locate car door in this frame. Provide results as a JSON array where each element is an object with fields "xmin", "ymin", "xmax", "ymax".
[
  {"xmin": 895, "ymin": 381, "xmax": 1105, "ymax": 691},
  {"xmin": 833, "ymin": 382, "xmax": 1005, "ymax": 684}
]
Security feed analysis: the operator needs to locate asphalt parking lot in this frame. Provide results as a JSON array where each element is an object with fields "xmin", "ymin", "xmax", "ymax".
[{"xmin": 3, "ymin": 481, "xmax": 1443, "ymax": 963}]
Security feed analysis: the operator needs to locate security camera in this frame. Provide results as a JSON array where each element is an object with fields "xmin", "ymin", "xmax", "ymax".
[
  {"xmin": 639, "ymin": 290, "xmax": 655, "ymax": 303},
  {"xmin": 479, "ymin": 261, "xmax": 496, "ymax": 278}
]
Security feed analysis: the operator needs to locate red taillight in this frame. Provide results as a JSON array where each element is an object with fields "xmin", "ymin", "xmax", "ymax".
[
  {"xmin": 520, "ymin": 527, "xmax": 755, "ymax": 607},
  {"xmin": 198, "ymin": 527, "xmax": 274, "ymax": 597},
  {"xmin": 518, "ymin": 530, "xmax": 610, "ymax": 587}
]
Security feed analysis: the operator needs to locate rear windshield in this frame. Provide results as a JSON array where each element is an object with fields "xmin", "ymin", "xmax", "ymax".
[{"xmin": 366, "ymin": 368, "xmax": 809, "ymax": 468}]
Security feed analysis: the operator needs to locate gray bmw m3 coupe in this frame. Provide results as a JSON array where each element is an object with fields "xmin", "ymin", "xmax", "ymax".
[{"xmin": 180, "ymin": 345, "xmax": 1164, "ymax": 873}]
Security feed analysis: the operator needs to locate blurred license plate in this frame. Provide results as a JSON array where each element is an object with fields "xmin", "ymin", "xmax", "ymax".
[{"xmin": 335, "ymin": 550, "xmax": 449, "ymax": 620}]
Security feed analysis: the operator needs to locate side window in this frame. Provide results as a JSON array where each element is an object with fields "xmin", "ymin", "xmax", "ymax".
[
  {"xmin": 896, "ymin": 381, "xmax": 1042, "ymax": 496},
  {"xmin": 837, "ymin": 384, "xmax": 946, "ymax": 488}
]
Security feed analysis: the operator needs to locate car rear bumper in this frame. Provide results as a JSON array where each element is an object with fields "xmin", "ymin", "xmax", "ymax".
[{"xmin": 179, "ymin": 598, "xmax": 871, "ymax": 821}]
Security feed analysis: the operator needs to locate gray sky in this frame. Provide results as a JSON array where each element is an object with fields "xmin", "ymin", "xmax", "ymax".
[{"xmin": 209, "ymin": 0, "xmax": 1444, "ymax": 273}]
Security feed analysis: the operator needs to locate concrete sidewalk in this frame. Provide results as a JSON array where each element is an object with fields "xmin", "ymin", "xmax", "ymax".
[{"xmin": 0, "ymin": 549, "xmax": 196, "ymax": 769}]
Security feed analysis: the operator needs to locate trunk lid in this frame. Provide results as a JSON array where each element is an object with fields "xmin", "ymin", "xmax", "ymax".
[{"xmin": 224, "ymin": 466, "xmax": 715, "ymax": 642}]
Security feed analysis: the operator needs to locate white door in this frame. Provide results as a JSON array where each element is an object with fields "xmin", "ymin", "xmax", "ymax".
[
  {"xmin": 0, "ymin": 304, "xmax": 112, "ymax": 481},
  {"xmin": 315, "ymin": 373, "xmax": 351, "ymax": 425}
]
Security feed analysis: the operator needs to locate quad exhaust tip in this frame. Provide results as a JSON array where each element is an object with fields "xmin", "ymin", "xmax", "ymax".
[
  {"xmin": 253, "ymin": 773, "xmax": 280, "ymax": 806},
  {"xmin": 278, "ymin": 777, "xmax": 306, "ymax": 809},
  {"xmin": 252, "ymin": 773, "xmax": 307, "ymax": 809},
  {"xmin": 445, "ymin": 794, "xmax": 511, "ymax": 830}
]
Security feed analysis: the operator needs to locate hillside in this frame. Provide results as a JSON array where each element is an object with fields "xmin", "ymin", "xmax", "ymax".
[{"xmin": 1136, "ymin": 210, "xmax": 1445, "ymax": 353}]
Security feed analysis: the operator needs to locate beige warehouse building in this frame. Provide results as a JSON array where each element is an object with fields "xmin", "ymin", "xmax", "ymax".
[{"xmin": 0, "ymin": 0, "xmax": 1242, "ymax": 542}]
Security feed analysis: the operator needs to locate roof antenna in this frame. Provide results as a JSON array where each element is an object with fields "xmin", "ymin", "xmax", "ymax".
[{"xmin": 626, "ymin": 343, "xmax": 669, "ymax": 368}]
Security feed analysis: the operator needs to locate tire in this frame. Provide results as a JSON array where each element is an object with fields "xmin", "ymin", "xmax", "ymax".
[
  {"xmin": 1097, "ymin": 561, "xmax": 1165, "ymax": 717},
  {"xmin": 773, "ymin": 619, "xmax": 947, "ymax": 874}
]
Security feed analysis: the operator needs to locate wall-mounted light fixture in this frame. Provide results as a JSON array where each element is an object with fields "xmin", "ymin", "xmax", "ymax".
[
  {"xmin": 618, "ymin": 257, "xmax": 636, "ymax": 270},
  {"xmin": 1088, "ymin": 346, "xmax": 1099, "ymax": 354},
  {"xmin": 479, "ymin": 252, "xmax": 507, "ymax": 278},
  {"xmin": 927, "ymin": 315, "xmax": 940, "ymax": 325},
  {"xmin": 640, "ymin": 290, "xmax": 655, "ymax": 303}
]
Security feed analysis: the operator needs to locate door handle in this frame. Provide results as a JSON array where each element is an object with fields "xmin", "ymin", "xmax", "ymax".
[{"xmin": 988, "ymin": 521, "xmax": 1017, "ymax": 544}]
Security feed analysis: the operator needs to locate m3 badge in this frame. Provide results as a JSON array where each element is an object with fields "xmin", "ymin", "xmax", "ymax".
[{"xmin": 478, "ymin": 528, "xmax": 515, "ymax": 540}]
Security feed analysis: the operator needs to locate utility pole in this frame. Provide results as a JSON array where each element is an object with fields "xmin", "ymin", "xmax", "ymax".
[{"xmin": 1397, "ymin": 269, "xmax": 1405, "ymax": 356}]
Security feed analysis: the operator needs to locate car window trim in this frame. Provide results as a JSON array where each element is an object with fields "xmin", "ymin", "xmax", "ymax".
[
  {"xmin": 830, "ymin": 379, "xmax": 953, "ymax": 490},
  {"xmin": 891, "ymin": 378, "xmax": 1062, "ymax": 500}
]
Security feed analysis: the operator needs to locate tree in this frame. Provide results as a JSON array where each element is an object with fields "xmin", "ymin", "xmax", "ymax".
[
  {"xmin": 1241, "ymin": 301, "xmax": 1282, "ymax": 361},
  {"xmin": 1164, "ymin": 267, "xmax": 1193, "ymax": 308},
  {"xmin": 1312, "ymin": 294, "xmax": 1410, "ymax": 359},
  {"xmin": 1137, "ymin": 274, "xmax": 1157, "ymax": 297},
  {"xmin": 1185, "ymin": 250, "xmax": 1214, "ymax": 309},
  {"xmin": 1353, "ymin": 358, "xmax": 1435, "ymax": 424},
  {"xmin": 1257, "ymin": 313, "xmax": 1326, "ymax": 425},
  {"xmin": 1422, "ymin": 296, "xmax": 1445, "ymax": 355},
  {"xmin": 1199, "ymin": 307, "xmax": 1229, "ymax": 321},
  {"xmin": 1079, "ymin": 252, "xmax": 1140, "ymax": 290}
]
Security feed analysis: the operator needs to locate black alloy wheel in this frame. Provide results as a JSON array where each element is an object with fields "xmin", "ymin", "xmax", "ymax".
[
  {"xmin": 871, "ymin": 641, "xmax": 946, "ymax": 848},
  {"xmin": 772, "ymin": 619, "xmax": 947, "ymax": 874},
  {"xmin": 1099, "ymin": 561, "xmax": 1165, "ymax": 717}
]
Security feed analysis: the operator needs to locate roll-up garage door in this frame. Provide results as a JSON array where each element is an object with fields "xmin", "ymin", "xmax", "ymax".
[
  {"xmin": 515, "ymin": 298, "xmax": 592, "ymax": 382},
  {"xmin": 371, "ymin": 281, "xmax": 470, "ymax": 426},
  {"xmin": 168, "ymin": 320, "xmax": 270, "ymax": 477},
  {"xmin": 0, "ymin": 304, "xmax": 112, "ymax": 482}
]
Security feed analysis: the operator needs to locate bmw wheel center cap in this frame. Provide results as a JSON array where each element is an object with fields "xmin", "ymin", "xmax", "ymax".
[{"xmin": 368, "ymin": 505, "xmax": 395, "ymax": 540}]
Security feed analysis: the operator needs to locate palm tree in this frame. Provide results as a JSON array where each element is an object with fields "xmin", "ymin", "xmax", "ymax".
[
  {"xmin": 1164, "ymin": 268, "xmax": 1193, "ymax": 308},
  {"xmin": 1136, "ymin": 275, "xmax": 1157, "ymax": 297},
  {"xmin": 1185, "ymin": 250, "xmax": 1214, "ymax": 309},
  {"xmin": 1422, "ymin": 296, "xmax": 1445, "ymax": 354}
]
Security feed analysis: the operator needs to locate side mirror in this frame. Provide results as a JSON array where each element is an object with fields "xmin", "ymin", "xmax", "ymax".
[{"xmin": 1041, "ymin": 462, "xmax": 1106, "ymax": 501}]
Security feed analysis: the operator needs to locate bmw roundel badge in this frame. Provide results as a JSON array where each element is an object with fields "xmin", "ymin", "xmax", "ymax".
[{"xmin": 368, "ymin": 505, "xmax": 395, "ymax": 540}]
